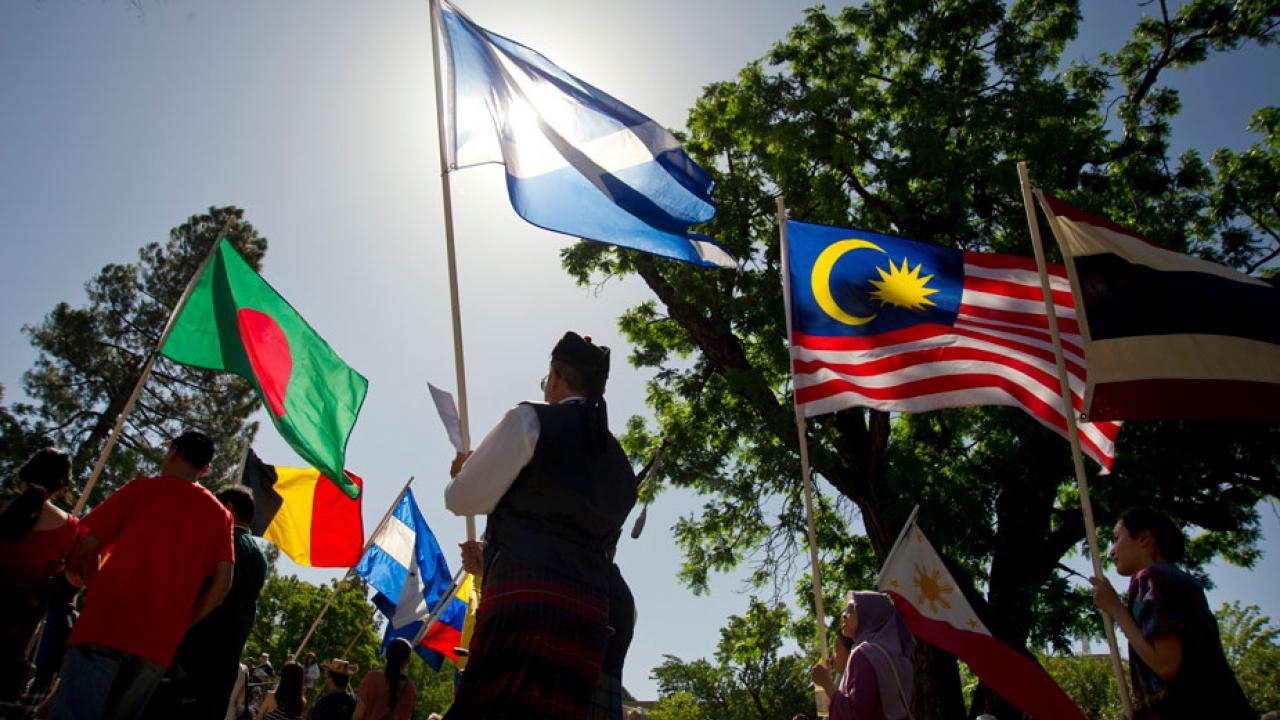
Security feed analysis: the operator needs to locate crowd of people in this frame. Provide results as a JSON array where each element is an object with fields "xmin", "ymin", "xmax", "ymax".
[
  {"xmin": 0, "ymin": 330, "xmax": 1261, "ymax": 720},
  {"xmin": 0, "ymin": 433, "xmax": 426, "ymax": 720}
]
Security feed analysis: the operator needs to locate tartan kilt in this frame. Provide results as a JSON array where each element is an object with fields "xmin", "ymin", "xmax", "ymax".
[{"xmin": 445, "ymin": 560, "xmax": 609, "ymax": 720}]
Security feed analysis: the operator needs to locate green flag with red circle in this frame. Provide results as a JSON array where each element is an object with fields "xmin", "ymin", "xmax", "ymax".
[{"xmin": 161, "ymin": 239, "xmax": 368, "ymax": 499}]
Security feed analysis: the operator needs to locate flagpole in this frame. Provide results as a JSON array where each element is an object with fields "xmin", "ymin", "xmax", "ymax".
[
  {"xmin": 776, "ymin": 198, "xmax": 832, "ymax": 716},
  {"xmin": 1016, "ymin": 162, "xmax": 1133, "ymax": 715},
  {"xmin": 294, "ymin": 476, "xmax": 415, "ymax": 660},
  {"xmin": 875, "ymin": 505, "xmax": 920, "ymax": 589},
  {"xmin": 73, "ymin": 218, "xmax": 235, "ymax": 516},
  {"xmin": 410, "ymin": 567, "xmax": 468, "ymax": 647},
  {"xmin": 427, "ymin": 0, "xmax": 476, "ymax": 545}
]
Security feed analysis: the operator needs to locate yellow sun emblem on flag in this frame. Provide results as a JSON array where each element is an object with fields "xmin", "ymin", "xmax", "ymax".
[
  {"xmin": 913, "ymin": 562, "xmax": 955, "ymax": 614},
  {"xmin": 869, "ymin": 257, "xmax": 939, "ymax": 312}
]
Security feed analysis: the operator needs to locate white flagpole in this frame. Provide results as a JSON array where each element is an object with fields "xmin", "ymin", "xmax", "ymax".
[
  {"xmin": 1016, "ymin": 161, "xmax": 1133, "ymax": 715},
  {"xmin": 427, "ymin": 0, "xmax": 476, "ymax": 545},
  {"xmin": 294, "ymin": 476, "xmax": 415, "ymax": 659},
  {"xmin": 776, "ymin": 197, "xmax": 832, "ymax": 716},
  {"xmin": 73, "ymin": 218, "xmax": 235, "ymax": 516}
]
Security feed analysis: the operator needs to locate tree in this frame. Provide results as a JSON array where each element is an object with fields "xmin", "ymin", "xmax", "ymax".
[
  {"xmin": 1040, "ymin": 654, "xmax": 1125, "ymax": 720},
  {"xmin": 1218, "ymin": 601, "xmax": 1280, "ymax": 713},
  {"xmin": 244, "ymin": 573, "xmax": 460, "ymax": 717},
  {"xmin": 13, "ymin": 207, "xmax": 267, "ymax": 506},
  {"xmin": 562, "ymin": 1, "xmax": 1280, "ymax": 716},
  {"xmin": 650, "ymin": 600, "xmax": 812, "ymax": 720}
]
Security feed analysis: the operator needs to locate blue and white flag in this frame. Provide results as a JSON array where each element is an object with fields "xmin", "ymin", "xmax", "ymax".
[
  {"xmin": 433, "ymin": 0, "xmax": 737, "ymax": 269},
  {"xmin": 355, "ymin": 489, "xmax": 453, "ymax": 654}
]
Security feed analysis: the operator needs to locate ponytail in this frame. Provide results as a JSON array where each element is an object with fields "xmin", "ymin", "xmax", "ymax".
[{"xmin": 385, "ymin": 637, "xmax": 412, "ymax": 710}]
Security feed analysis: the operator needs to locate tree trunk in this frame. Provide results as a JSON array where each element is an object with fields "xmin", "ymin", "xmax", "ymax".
[{"xmin": 912, "ymin": 644, "xmax": 966, "ymax": 720}]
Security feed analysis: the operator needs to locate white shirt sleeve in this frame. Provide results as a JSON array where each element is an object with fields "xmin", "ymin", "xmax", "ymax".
[{"xmin": 444, "ymin": 404, "xmax": 541, "ymax": 516}]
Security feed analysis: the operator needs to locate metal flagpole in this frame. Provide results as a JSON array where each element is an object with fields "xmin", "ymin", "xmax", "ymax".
[
  {"xmin": 410, "ymin": 567, "xmax": 468, "ymax": 646},
  {"xmin": 73, "ymin": 217, "xmax": 236, "ymax": 516},
  {"xmin": 294, "ymin": 476, "xmax": 415, "ymax": 659},
  {"xmin": 427, "ymin": 0, "xmax": 476, "ymax": 545},
  {"xmin": 776, "ymin": 197, "xmax": 832, "ymax": 716},
  {"xmin": 1016, "ymin": 161, "xmax": 1134, "ymax": 715}
]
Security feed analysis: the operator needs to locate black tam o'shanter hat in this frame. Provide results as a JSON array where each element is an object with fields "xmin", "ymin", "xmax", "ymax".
[{"xmin": 551, "ymin": 332, "xmax": 610, "ymax": 395}]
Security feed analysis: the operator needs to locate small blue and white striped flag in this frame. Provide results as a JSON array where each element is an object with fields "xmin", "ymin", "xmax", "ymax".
[{"xmin": 433, "ymin": 0, "xmax": 736, "ymax": 269}]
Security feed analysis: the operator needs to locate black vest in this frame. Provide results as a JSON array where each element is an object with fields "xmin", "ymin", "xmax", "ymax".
[{"xmin": 483, "ymin": 402, "xmax": 637, "ymax": 584}]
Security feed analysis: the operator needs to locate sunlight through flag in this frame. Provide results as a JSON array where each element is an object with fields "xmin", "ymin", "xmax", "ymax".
[{"xmin": 432, "ymin": 0, "xmax": 736, "ymax": 268}]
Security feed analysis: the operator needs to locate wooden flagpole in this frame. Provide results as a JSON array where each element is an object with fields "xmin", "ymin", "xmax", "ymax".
[
  {"xmin": 1016, "ymin": 161, "xmax": 1133, "ymax": 714},
  {"xmin": 73, "ymin": 217, "xmax": 236, "ymax": 516},
  {"xmin": 294, "ymin": 476, "xmax": 415, "ymax": 660},
  {"xmin": 427, "ymin": 0, "xmax": 477, "ymax": 545},
  {"xmin": 776, "ymin": 197, "xmax": 832, "ymax": 715}
]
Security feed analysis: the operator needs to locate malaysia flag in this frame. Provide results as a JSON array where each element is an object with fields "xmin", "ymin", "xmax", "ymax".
[{"xmin": 783, "ymin": 219, "xmax": 1120, "ymax": 470}]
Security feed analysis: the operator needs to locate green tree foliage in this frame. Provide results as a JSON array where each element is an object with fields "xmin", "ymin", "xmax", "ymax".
[
  {"xmin": 561, "ymin": 1, "xmax": 1280, "ymax": 716},
  {"xmin": 244, "ymin": 573, "xmax": 458, "ymax": 717},
  {"xmin": 650, "ymin": 600, "xmax": 811, "ymax": 720},
  {"xmin": 1041, "ymin": 654, "xmax": 1125, "ymax": 720},
  {"xmin": 0, "ymin": 385, "xmax": 50, "ymax": 486},
  {"xmin": 12, "ymin": 207, "xmax": 267, "ymax": 506},
  {"xmin": 246, "ymin": 574, "xmax": 384, "ymax": 677},
  {"xmin": 1218, "ymin": 600, "xmax": 1280, "ymax": 713}
]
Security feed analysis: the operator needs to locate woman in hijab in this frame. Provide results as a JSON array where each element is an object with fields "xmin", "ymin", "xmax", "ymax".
[{"xmin": 811, "ymin": 591, "xmax": 915, "ymax": 720}]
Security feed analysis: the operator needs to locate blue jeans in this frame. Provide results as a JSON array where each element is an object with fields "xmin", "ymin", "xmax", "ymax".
[{"xmin": 48, "ymin": 644, "xmax": 166, "ymax": 720}]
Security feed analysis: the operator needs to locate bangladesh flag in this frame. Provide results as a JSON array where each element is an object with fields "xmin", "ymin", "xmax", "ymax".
[{"xmin": 161, "ymin": 239, "xmax": 368, "ymax": 499}]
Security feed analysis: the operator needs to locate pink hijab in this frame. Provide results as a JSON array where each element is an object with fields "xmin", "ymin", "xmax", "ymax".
[{"xmin": 840, "ymin": 591, "xmax": 915, "ymax": 720}]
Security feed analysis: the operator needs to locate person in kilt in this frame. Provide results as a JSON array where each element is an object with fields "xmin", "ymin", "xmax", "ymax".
[{"xmin": 443, "ymin": 332, "xmax": 639, "ymax": 720}]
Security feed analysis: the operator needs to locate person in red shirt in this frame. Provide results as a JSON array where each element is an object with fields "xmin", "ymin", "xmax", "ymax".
[
  {"xmin": 0, "ymin": 447, "xmax": 79, "ymax": 705},
  {"xmin": 48, "ymin": 431, "xmax": 235, "ymax": 720}
]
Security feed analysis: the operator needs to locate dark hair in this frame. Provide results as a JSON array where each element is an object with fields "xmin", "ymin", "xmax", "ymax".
[
  {"xmin": 216, "ymin": 486, "xmax": 255, "ymax": 525},
  {"xmin": 385, "ymin": 638, "xmax": 412, "ymax": 709},
  {"xmin": 1, "ymin": 448, "xmax": 72, "ymax": 542},
  {"xmin": 274, "ymin": 662, "xmax": 305, "ymax": 717},
  {"xmin": 171, "ymin": 431, "xmax": 215, "ymax": 469},
  {"xmin": 550, "ymin": 359, "xmax": 593, "ymax": 397},
  {"xmin": 834, "ymin": 632, "xmax": 854, "ymax": 653},
  {"xmin": 1120, "ymin": 507, "xmax": 1186, "ymax": 564},
  {"xmin": 328, "ymin": 669, "xmax": 350, "ymax": 689}
]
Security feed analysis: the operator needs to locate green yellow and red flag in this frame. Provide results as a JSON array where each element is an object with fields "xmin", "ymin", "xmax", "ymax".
[
  {"xmin": 161, "ymin": 239, "xmax": 367, "ymax": 498},
  {"xmin": 242, "ymin": 449, "xmax": 364, "ymax": 567}
]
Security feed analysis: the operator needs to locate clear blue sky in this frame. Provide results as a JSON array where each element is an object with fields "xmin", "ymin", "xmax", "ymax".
[{"xmin": 2, "ymin": 0, "xmax": 1277, "ymax": 702}]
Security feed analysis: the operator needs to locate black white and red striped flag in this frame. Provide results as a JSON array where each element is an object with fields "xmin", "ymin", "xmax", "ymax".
[
  {"xmin": 1037, "ymin": 191, "xmax": 1280, "ymax": 421},
  {"xmin": 783, "ymin": 219, "xmax": 1120, "ymax": 470}
]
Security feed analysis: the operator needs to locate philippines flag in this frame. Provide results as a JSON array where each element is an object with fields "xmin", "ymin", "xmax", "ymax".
[
  {"xmin": 433, "ymin": 0, "xmax": 736, "ymax": 269},
  {"xmin": 1037, "ymin": 191, "xmax": 1280, "ymax": 421},
  {"xmin": 783, "ymin": 219, "xmax": 1121, "ymax": 470},
  {"xmin": 355, "ymin": 490, "xmax": 455, "ymax": 666},
  {"xmin": 877, "ymin": 512, "xmax": 1085, "ymax": 720}
]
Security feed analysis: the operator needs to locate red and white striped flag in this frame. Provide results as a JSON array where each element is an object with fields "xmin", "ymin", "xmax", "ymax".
[{"xmin": 784, "ymin": 219, "xmax": 1120, "ymax": 470}]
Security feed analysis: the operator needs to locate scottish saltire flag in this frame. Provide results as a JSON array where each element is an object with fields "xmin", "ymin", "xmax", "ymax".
[
  {"xmin": 433, "ymin": 0, "xmax": 736, "ymax": 269},
  {"xmin": 355, "ymin": 490, "xmax": 454, "ymax": 662},
  {"xmin": 785, "ymin": 219, "xmax": 1121, "ymax": 470},
  {"xmin": 1038, "ymin": 191, "xmax": 1280, "ymax": 421}
]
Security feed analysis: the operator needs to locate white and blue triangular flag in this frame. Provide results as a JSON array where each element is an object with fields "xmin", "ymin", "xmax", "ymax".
[{"xmin": 434, "ymin": 0, "xmax": 737, "ymax": 269}]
